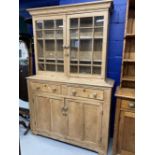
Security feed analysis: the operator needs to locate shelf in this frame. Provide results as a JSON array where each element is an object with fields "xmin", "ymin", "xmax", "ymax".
[
  {"xmin": 125, "ymin": 34, "xmax": 135, "ymax": 38},
  {"xmin": 115, "ymin": 87, "xmax": 135, "ymax": 99},
  {"xmin": 123, "ymin": 59, "xmax": 135, "ymax": 62},
  {"xmin": 122, "ymin": 76, "xmax": 135, "ymax": 81}
]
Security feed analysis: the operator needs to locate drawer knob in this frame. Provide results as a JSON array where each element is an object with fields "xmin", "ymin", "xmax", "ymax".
[
  {"xmin": 52, "ymin": 88, "xmax": 57, "ymax": 92},
  {"xmin": 72, "ymin": 90, "xmax": 76, "ymax": 96},
  {"xmin": 44, "ymin": 84, "xmax": 47, "ymax": 87},
  {"xmin": 83, "ymin": 89, "xmax": 86, "ymax": 92},
  {"xmin": 36, "ymin": 86, "xmax": 40, "ymax": 90},
  {"xmin": 93, "ymin": 93, "xmax": 97, "ymax": 98},
  {"xmin": 128, "ymin": 102, "xmax": 135, "ymax": 108}
]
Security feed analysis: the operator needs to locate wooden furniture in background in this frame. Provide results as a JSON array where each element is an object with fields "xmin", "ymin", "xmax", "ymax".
[
  {"xmin": 27, "ymin": 1, "xmax": 114, "ymax": 155},
  {"xmin": 112, "ymin": 0, "xmax": 135, "ymax": 155}
]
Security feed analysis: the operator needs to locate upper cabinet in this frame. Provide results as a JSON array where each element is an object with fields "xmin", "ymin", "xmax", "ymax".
[{"xmin": 27, "ymin": 0, "xmax": 113, "ymax": 79}]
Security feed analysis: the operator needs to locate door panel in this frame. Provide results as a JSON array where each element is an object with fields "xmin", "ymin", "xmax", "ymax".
[
  {"xmin": 35, "ymin": 96, "xmax": 51, "ymax": 132},
  {"xmin": 120, "ymin": 111, "xmax": 135, "ymax": 155},
  {"xmin": 66, "ymin": 99, "xmax": 102, "ymax": 146},
  {"xmin": 84, "ymin": 104, "xmax": 102, "ymax": 144},
  {"xmin": 67, "ymin": 101, "xmax": 83, "ymax": 141},
  {"xmin": 51, "ymin": 98, "xmax": 67, "ymax": 137}
]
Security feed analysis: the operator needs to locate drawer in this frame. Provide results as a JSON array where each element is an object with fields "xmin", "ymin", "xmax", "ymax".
[
  {"xmin": 30, "ymin": 82, "xmax": 61, "ymax": 94},
  {"xmin": 68, "ymin": 86, "xmax": 104, "ymax": 100},
  {"xmin": 121, "ymin": 99, "xmax": 135, "ymax": 111}
]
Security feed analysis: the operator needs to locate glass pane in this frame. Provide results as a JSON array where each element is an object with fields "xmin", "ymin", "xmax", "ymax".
[
  {"xmin": 56, "ymin": 39, "xmax": 63, "ymax": 59},
  {"xmin": 79, "ymin": 66, "xmax": 91, "ymax": 74},
  {"xmin": 38, "ymin": 63, "xmax": 44, "ymax": 71},
  {"xmin": 46, "ymin": 64, "xmax": 56, "ymax": 71},
  {"xmin": 44, "ymin": 20, "xmax": 54, "ymax": 29},
  {"xmin": 70, "ymin": 18, "xmax": 78, "ymax": 28},
  {"xmin": 93, "ymin": 61, "xmax": 101, "ymax": 65},
  {"xmin": 57, "ymin": 65, "xmax": 64, "ymax": 72},
  {"xmin": 95, "ymin": 16, "xmax": 104, "ymax": 27},
  {"xmin": 56, "ymin": 20, "xmax": 63, "ymax": 29},
  {"xmin": 94, "ymin": 28, "xmax": 103, "ymax": 38},
  {"xmin": 56, "ymin": 40, "xmax": 63, "ymax": 51},
  {"xmin": 36, "ymin": 31, "xmax": 43, "ymax": 38},
  {"xmin": 80, "ymin": 17, "xmax": 93, "ymax": 27},
  {"xmin": 45, "ymin": 40, "xmax": 55, "ymax": 51},
  {"xmin": 38, "ymin": 58, "xmax": 44, "ymax": 63},
  {"xmin": 94, "ymin": 39, "xmax": 102, "ymax": 51},
  {"xmin": 70, "ymin": 65, "xmax": 78, "ymax": 73},
  {"xmin": 70, "ymin": 60, "xmax": 78, "ymax": 64},
  {"xmin": 70, "ymin": 39, "xmax": 79, "ymax": 60},
  {"xmin": 93, "ymin": 51, "xmax": 102, "ymax": 61},
  {"xmin": 37, "ymin": 40, "xmax": 43, "ymax": 57},
  {"xmin": 93, "ymin": 66, "xmax": 101, "ymax": 74},
  {"xmin": 79, "ymin": 61, "xmax": 91, "ymax": 65},
  {"xmin": 44, "ymin": 30, "xmax": 55, "ymax": 39},
  {"xmin": 93, "ymin": 39, "xmax": 102, "ymax": 61},
  {"xmin": 79, "ymin": 51, "xmax": 92, "ymax": 61},
  {"xmin": 36, "ymin": 20, "xmax": 43, "ymax": 29},
  {"xmin": 56, "ymin": 30, "xmax": 63, "ymax": 39},
  {"xmin": 80, "ymin": 39, "xmax": 92, "ymax": 51},
  {"xmin": 80, "ymin": 28, "xmax": 93, "ymax": 39},
  {"xmin": 70, "ymin": 29, "xmax": 78, "ymax": 39}
]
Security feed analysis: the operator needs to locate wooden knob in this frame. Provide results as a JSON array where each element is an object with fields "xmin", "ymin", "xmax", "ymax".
[
  {"xmin": 83, "ymin": 89, "xmax": 86, "ymax": 92},
  {"xmin": 44, "ymin": 84, "xmax": 47, "ymax": 87},
  {"xmin": 128, "ymin": 102, "xmax": 135, "ymax": 108},
  {"xmin": 52, "ymin": 88, "xmax": 56, "ymax": 92},
  {"xmin": 93, "ymin": 93, "xmax": 97, "ymax": 98},
  {"xmin": 72, "ymin": 90, "xmax": 76, "ymax": 96},
  {"xmin": 36, "ymin": 86, "xmax": 40, "ymax": 90},
  {"xmin": 63, "ymin": 107, "xmax": 68, "ymax": 112}
]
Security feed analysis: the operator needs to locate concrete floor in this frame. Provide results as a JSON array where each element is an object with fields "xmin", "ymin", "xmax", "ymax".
[{"xmin": 20, "ymin": 125, "xmax": 112, "ymax": 155}]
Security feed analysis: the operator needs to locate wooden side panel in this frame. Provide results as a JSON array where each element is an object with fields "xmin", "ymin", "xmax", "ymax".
[
  {"xmin": 120, "ymin": 112, "xmax": 135, "ymax": 154},
  {"xmin": 67, "ymin": 100, "xmax": 83, "ymax": 141},
  {"xmin": 84, "ymin": 104, "xmax": 101, "ymax": 145},
  {"xmin": 35, "ymin": 96, "xmax": 51, "ymax": 132},
  {"xmin": 51, "ymin": 98, "xmax": 67, "ymax": 137}
]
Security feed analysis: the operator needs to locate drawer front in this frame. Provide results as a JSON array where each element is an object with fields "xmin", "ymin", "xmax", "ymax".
[
  {"xmin": 68, "ymin": 86, "xmax": 104, "ymax": 100},
  {"xmin": 30, "ymin": 82, "xmax": 61, "ymax": 94},
  {"xmin": 121, "ymin": 99, "xmax": 135, "ymax": 111}
]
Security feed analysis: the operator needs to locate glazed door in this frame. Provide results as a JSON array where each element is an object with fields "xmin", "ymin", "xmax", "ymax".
[
  {"xmin": 120, "ymin": 111, "xmax": 135, "ymax": 155},
  {"xmin": 34, "ymin": 15, "xmax": 66, "ymax": 73},
  {"xmin": 65, "ymin": 99, "xmax": 103, "ymax": 147},
  {"xmin": 35, "ymin": 96, "xmax": 51, "ymax": 133},
  {"xmin": 67, "ymin": 12, "xmax": 108, "ymax": 77},
  {"xmin": 50, "ymin": 98, "xmax": 68, "ymax": 138}
]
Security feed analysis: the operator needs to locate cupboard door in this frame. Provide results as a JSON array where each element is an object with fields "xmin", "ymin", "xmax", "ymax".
[
  {"xmin": 66, "ymin": 100, "xmax": 83, "ymax": 141},
  {"xmin": 35, "ymin": 16, "xmax": 65, "ymax": 72},
  {"xmin": 50, "ymin": 98, "xmax": 67, "ymax": 137},
  {"xmin": 35, "ymin": 96, "xmax": 51, "ymax": 133},
  {"xmin": 83, "ymin": 103, "xmax": 102, "ymax": 145},
  {"xmin": 120, "ymin": 111, "xmax": 135, "ymax": 155},
  {"xmin": 67, "ymin": 12, "xmax": 107, "ymax": 76},
  {"xmin": 66, "ymin": 99, "xmax": 102, "ymax": 146}
]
